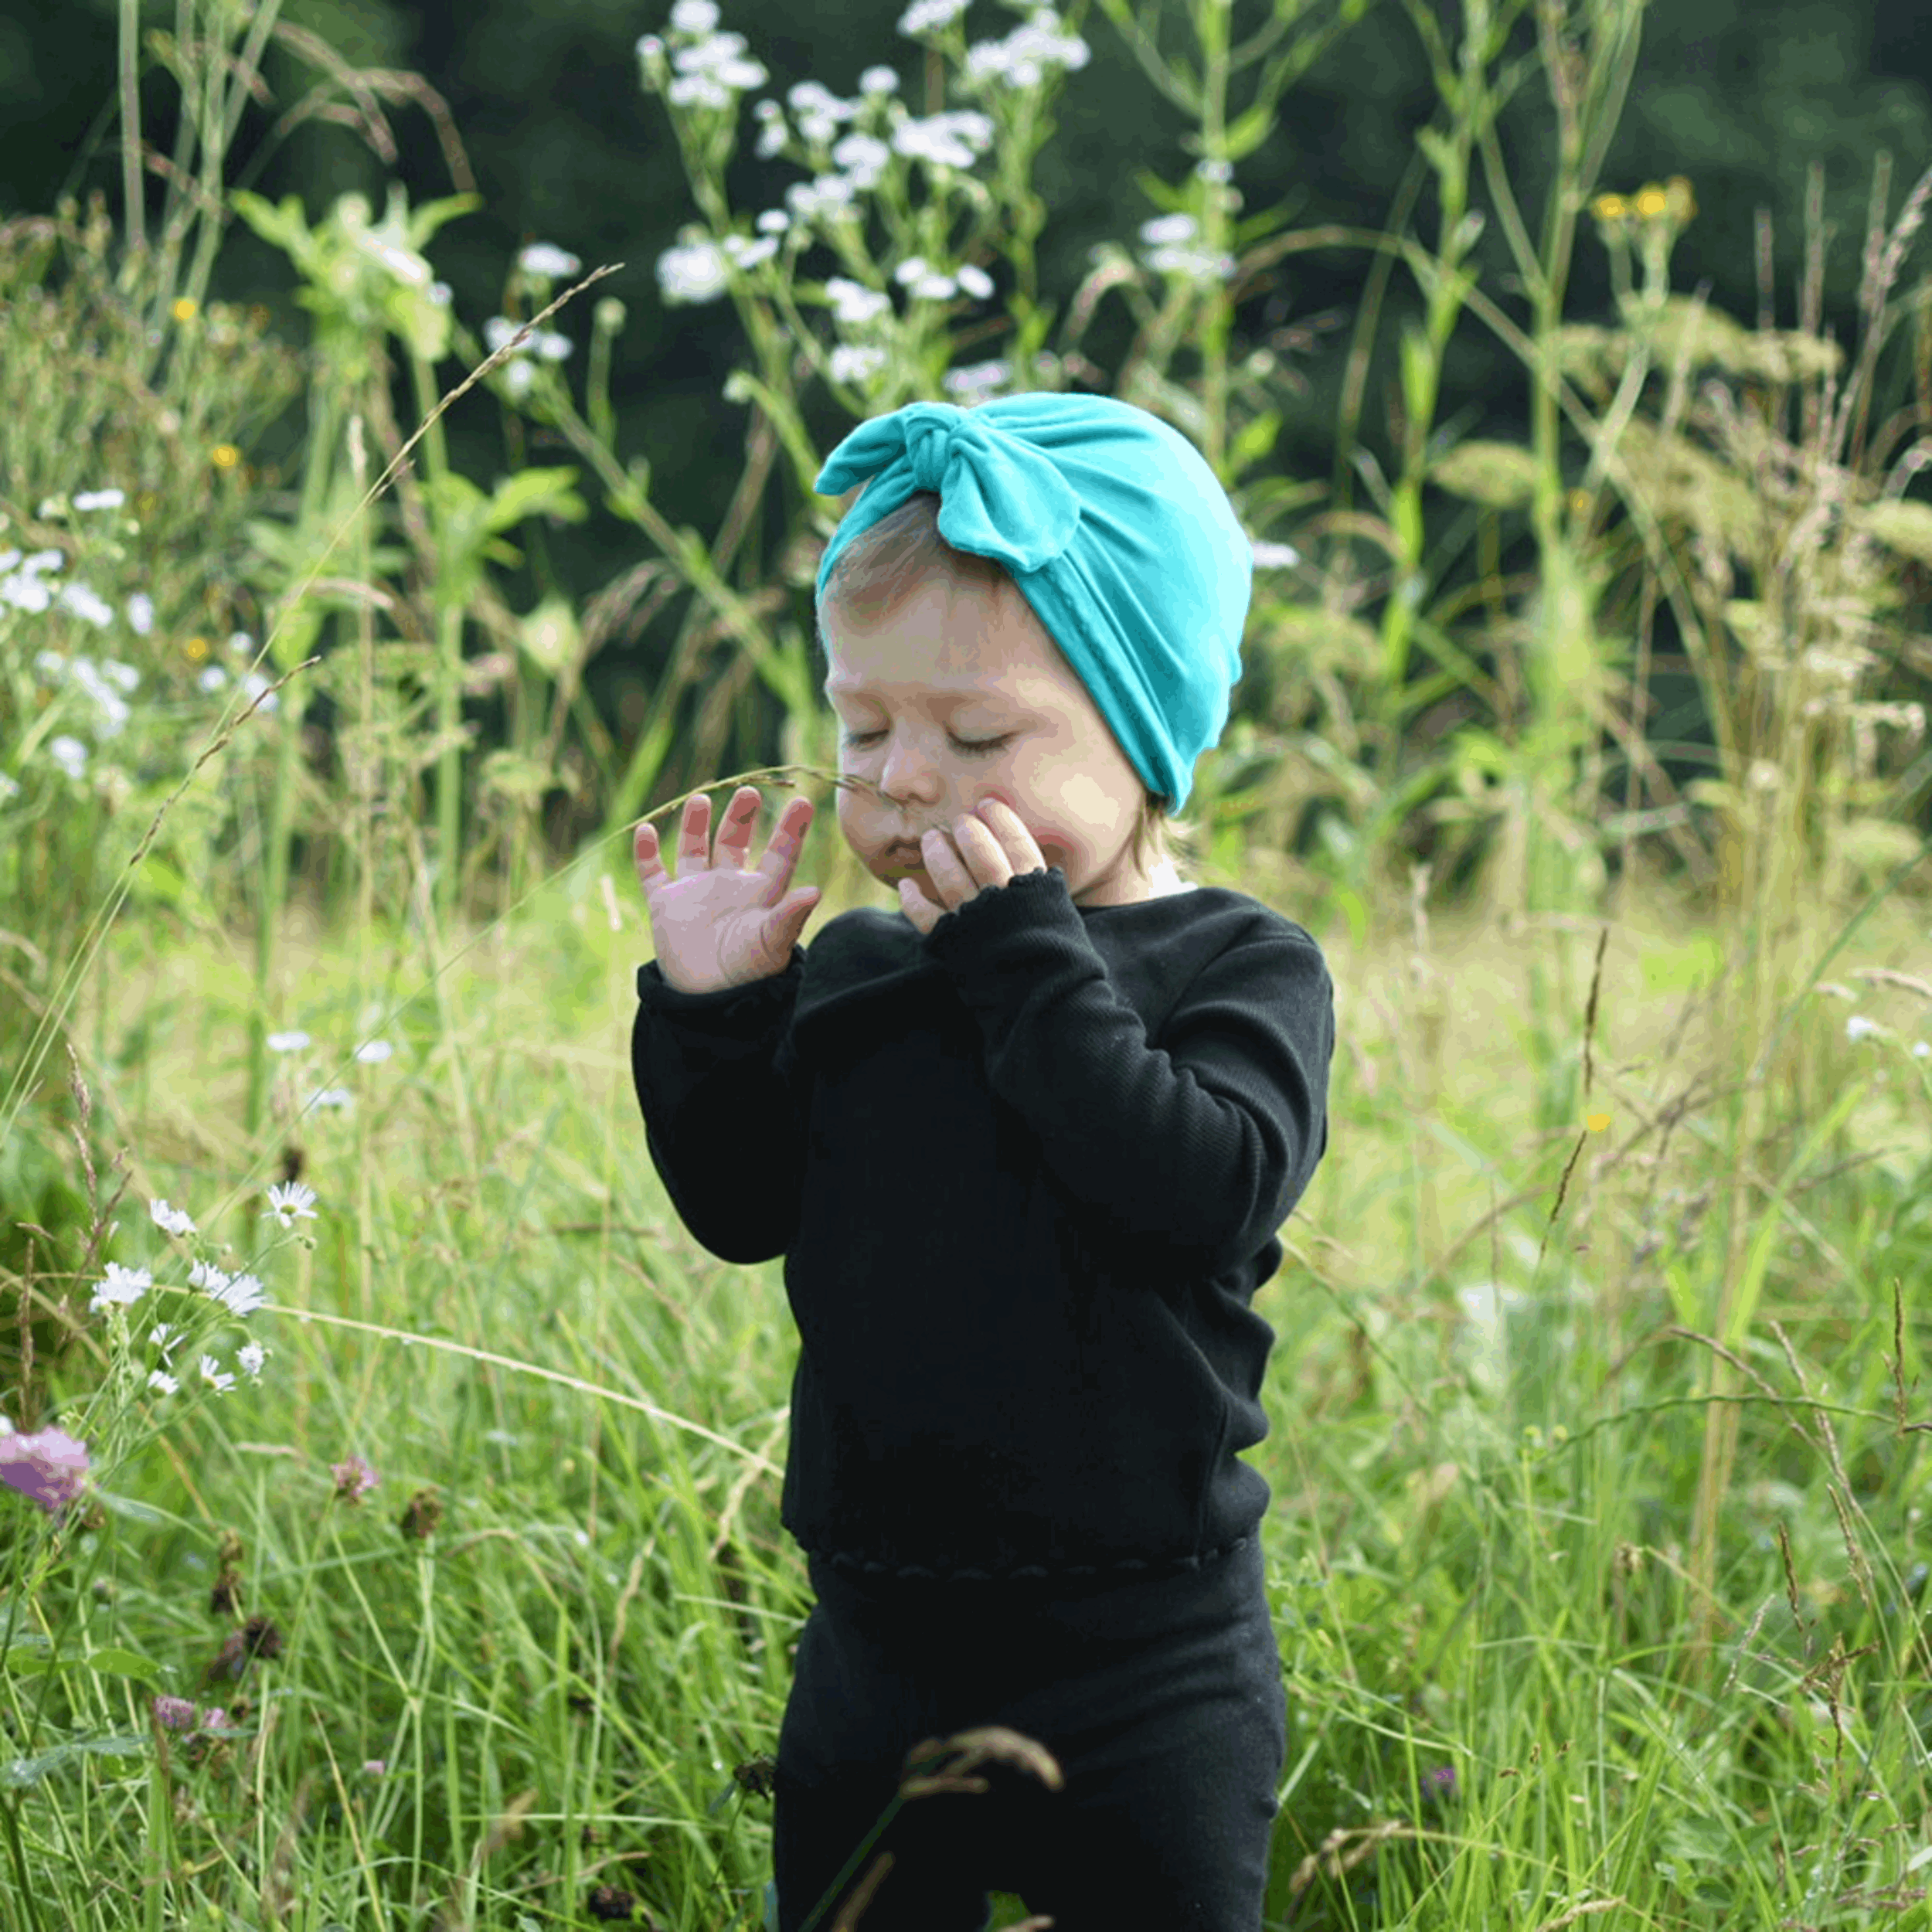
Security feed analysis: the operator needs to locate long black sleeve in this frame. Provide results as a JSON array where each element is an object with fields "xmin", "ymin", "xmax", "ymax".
[
  {"xmin": 630, "ymin": 870, "xmax": 1334, "ymax": 1580},
  {"xmin": 631, "ymin": 952, "xmax": 808, "ymax": 1264}
]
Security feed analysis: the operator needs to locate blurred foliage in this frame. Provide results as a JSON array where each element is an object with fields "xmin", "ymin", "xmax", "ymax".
[{"xmin": 4, "ymin": 0, "xmax": 1930, "ymax": 761}]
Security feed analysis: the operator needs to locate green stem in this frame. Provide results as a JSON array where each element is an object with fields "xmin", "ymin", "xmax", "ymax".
[
  {"xmin": 405, "ymin": 352, "xmax": 462, "ymax": 935},
  {"xmin": 1, "ymin": 1793, "xmax": 49, "ymax": 1932},
  {"xmin": 117, "ymin": 0, "xmax": 144, "ymax": 264}
]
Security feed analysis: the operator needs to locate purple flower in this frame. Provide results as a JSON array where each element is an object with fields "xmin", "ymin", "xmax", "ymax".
[
  {"xmin": 1423, "ymin": 1764, "xmax": 1458, "ymax": 1798},
  {"xmin": 0, "ymin": 1427, "xmax": 90, "ymax": 1514},
  {"xmin": 152, "ymin": 1696, "xmax": 230, "ymax": 1735},
  {"xmin": 152, "ymin": 1696, "xmax": 199, "ymax": 1731},
  {"xmin": 332, "ymin": 1455, "xmax": 379, "ymax": 1503}
]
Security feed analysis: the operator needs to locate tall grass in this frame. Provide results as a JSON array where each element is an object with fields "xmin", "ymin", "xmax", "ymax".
[{"xmin": 3, "ymin": 0, "xmax": 1931, "ymax": 1926}]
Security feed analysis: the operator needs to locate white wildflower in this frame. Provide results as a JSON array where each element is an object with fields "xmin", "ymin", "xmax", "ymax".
[
  {"xmin": 150, "ymin": 1199, "xmax": 197, "ymax": 1237},
  {"xmin": 0, "ymin": 774, "xmax": 19, "ymax": 804},
  {"xmin": 198, "ymin": 1355, "xmax": 236, "ymax": 1395},
  {"xmin": 90, "ymin": 1263, "xmax": 151, "ymax": 1314},
  {"xmin": 216, "ymin": 1274, "xmax": 267, "ymax": 1318},
  {"xmin": 824, "ymin": 277, "xmax": 891, "ymax": 327},
  {"xmin": 668, "ymin": 0, "xmax": 719, "ymax": 32},
  {"xmin": 73, "ymin": 488, "xmax": 125, "ymax": 512},
  {"xmin": 890, "ymin": 110, "xmax": 995, "ymax": 171},
  {"xmin": 483, "ymin": 316, "xmax": 573, "ymax": 362},
  {"xmin": 354, "ymin": 1039, "xmax": 393, "ymax": 1063},
  {"xmin": 198, "ymin": 666, "xmax": 227, "ymax": 693},
  {"xmin": 239, "ymin": 668, "xmax": 279, "ymax": 713},
  {"xmin": 49, "ymin": 736, "xmax": 89, "ymax": 781},
  {"xmin": 265, "ymin": 1030, "xmax": 311, "ymax": 1053},
  {"xmin": 1915, "ymin": 1040, "xmax": 1930, "ymax": 1060},
  {"xmin": 149, "ymin": 1322, "xmax": 179, "ymax": 1354},
  {"xmin": 125, "ymin": 594, "xmax": 155, "ymax": 635},
  {"xmin": 518, "ymin": 242, "xmax": 581, "ymax": 280},
  {"xmin": 2, "ymin": 570, "xmax": 53, "ymax": 614},
  {"xmin": 1251, "ymin": 541, "xmax": 1301, "ymax": 570},
  {"xmin": 236, "ymin": 1341, "xmax": 267, "ymax": 1379},
  {"xmin": 899, "ymin": 0, "xmax": 969, "ymax": 35},
  {"xmin": 304, "ymin": 1087, "xmax": 352, "ymax": 1111},
  {"xmin": 267, "ymin": 1180, "xmax": 318, "ymax": 1228},
  {"xmin": 56, "ymin": 581, "xmax": 115, "ymax": 628},
  {"xmin": 189, "ymin": 1259, "xmax": 230, "ymax": 1294},
  {"xmin": 655, "ymin": 235, "xmax": 732, "ymax": 306},
  {"xmin": 858, "ymin": 65, "xmax": 900, "ymax": 95},
  {"xmin": 829, "ymin": 345, "xmax": 888, "ymax": 386},
  {"xmin": 942, "ymin": 359, "xmax": 1012, "ymax": 402},
  {"xmin": 147, "ymin": 1369, "xmax": 179, "ymax": 1396},
  {"xmin": 1141, "ymin": 213, "xmax": 1199, "ymax": 247},
  {"xmin": 1846, "ymin": 1015, "xmax": 1880, "ymax": 1042}
]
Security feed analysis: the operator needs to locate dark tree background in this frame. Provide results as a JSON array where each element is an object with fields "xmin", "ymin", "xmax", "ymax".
[{"xmin": 9, "ymin": 0, "xmax": 1932, "ymax": 767}]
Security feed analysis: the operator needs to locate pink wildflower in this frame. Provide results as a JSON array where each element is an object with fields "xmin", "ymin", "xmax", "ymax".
[
  {"xmin": 0, "ymin": 1427, "xmax": 90, "ymax": 1514},
  {"xmin": 332, "ymin": 1455, "xmax": 379, "ymax": 1503}
]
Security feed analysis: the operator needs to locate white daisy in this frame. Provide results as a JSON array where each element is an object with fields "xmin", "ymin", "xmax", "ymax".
[
  {"xmin": 266, "ymin": 1181, "xmax": 318, "ymax": 1229},
  {"xmin": 198, "ymin": 1355, "xmax": 235, "ymax": 1395},
  {"xmin": 148, "ymin": 1369, "xmax": 179, "ymax": 1396},
  {"xmin": 189, "ymin": 1259, "xmax": 230, "ymax": 1294},
  {"xmin": 236, "ymin": 1341, "xmax": 267, "ymax": 1379},
  {"xmin": 149, "ymin": 1199, "xmax": 197, "ymax": 1237},
  {"xmin": 214, "ymin": 1274, "xmax": 267, "ymax": 1318},
  {"xmin": 266, "ymin": 1030, "xmax": 311, "ymax": 1053},
  {"xmin": 90, "ymin": 1263, "xmax": 151, "ymax": 1314}
]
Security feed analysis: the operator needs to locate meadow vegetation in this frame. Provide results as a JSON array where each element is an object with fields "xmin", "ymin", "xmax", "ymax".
[{"xmin": 2, "ymin": 0, "xmax": 1931, "ymax": 1926}]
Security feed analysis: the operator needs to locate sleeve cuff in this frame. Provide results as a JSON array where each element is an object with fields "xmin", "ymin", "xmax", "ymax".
[{"xmin": 636, "ymin": 950, "xmax": 804, "ymax": 1022}]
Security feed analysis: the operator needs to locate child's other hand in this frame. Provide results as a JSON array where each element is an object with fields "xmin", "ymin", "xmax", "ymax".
[
  {"xmin": 898, "ymin": 799, "xmax": 1049, "ymax": 937},
  {"xmin": 634, "ymin": 787, "xmax": 821, "ymax": 994}
]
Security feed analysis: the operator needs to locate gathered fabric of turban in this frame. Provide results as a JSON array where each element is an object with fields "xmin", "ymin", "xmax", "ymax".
[{"xmin": 812, "ymin": 393, "xmax": 1252, "ymax": 811}]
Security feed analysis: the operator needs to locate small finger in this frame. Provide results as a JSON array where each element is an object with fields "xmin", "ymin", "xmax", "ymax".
[{"xmin": 679, "ymin": 793, "xmax": 712, "ymax": 852}]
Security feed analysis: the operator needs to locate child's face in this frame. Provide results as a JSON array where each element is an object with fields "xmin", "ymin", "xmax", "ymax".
[{"xmin": 822, "ymin": 574, "xmax": 1157, "ymax": 909}]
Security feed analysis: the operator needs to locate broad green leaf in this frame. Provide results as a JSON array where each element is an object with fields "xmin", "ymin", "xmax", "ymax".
[{"xmin": 0, "ymin": 1735, "xmax": 147, "ymax": 1787}]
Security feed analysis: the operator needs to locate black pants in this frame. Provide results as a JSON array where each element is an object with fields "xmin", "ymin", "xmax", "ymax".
[{"xmin": 772, "ymin": 1536, "xmax": 1286, "ymax": 1932}]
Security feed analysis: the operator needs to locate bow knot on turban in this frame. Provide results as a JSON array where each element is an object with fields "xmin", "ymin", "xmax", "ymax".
[{"xmin": 815, "ymin": 393, "xmax": 1251, "ymax": 811}]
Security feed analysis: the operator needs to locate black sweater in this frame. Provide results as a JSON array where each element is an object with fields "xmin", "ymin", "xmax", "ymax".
[{"xmin": 631, "ymin": 865, "xmax": 1333, "ymax": 1583}]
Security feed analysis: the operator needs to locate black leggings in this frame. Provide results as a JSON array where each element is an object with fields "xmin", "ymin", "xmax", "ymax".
[{"xmin": 771, "ymin": 1536, "xmax": 1286, "ymax": 1932}]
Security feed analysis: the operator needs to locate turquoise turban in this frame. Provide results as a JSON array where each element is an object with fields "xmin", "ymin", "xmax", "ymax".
[{"xmin": 813, "ymin": 393, "xmax": 1252, "ymax": 811}]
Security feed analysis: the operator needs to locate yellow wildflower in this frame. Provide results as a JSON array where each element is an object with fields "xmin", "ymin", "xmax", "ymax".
[
  {"xmin": 211, "ymin": 444, "xmax": 242, "ymax": 470},
  {"xmin": 1634, "ymin": 185, "xmax": 1669, "ymax": 221},
  {"xmin": 1568, "ymin": 488, "xmax": 1592, "ymax": 519},
  {"xmin": 172, "ymin": 297, "xmax": 198, "ymax": 322},
  {"xmin": 1592, "ymin": 193, "xmax": 1628, "ymax": 223},
  {"xmin": 185, "ymin": 636, "xmax": 210, "ymax": 663},
  {"xmin": 1586, "ymin": 1111, "xmax": 1611, "ymax": 1132},
  {"xmin": 1665, "ymin": 175, "xmax": 1696, "ymax": 224}
]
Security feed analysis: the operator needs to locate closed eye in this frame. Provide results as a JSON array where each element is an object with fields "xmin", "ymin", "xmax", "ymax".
[{"xmin": 842, "ymin": 730, "xmax": 1010, "ymax": 756}]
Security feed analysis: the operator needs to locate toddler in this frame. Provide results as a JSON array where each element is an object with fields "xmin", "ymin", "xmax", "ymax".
[{"xmin": 631, "ymin": 393, "xmax": 1334, "ymax": 1931}]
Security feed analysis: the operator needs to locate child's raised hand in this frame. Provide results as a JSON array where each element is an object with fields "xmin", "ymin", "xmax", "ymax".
[{"xmin": 634, "ymin": 787, "xmax": 821, "ymax": 994}]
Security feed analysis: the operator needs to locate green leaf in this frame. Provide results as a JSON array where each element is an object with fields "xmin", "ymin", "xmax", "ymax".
[
  {"xmin": 1227, "ymin": 410, "xmax": 1281, "ymax": 484},
  {"xmin": 1221, "ymin": 97, "xmax": 1277, "ymax": 165},
  {"xmin": 229, "ymin": 192, "xmax": 317, "ymax": 274},
  {"xmin": 406, "ymin": 192, "xmax": 484, "ymax": 252},
  {"xmin": 518, "ymin": 596, "xmax": 582, "ymax": 678},
  {"xmin": 5, "ymin": 1646, "xmax": 161, "ymax": 1683},
  {"xmin": 478, "ymin": 467, "xmax": 588, "ymax": 535},
  {"xmin": 0, "ymin": 1735, "xmax": 148, "ymax": 1787}
]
